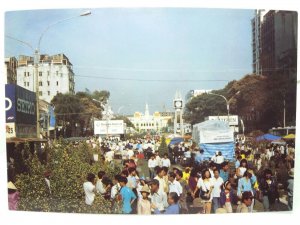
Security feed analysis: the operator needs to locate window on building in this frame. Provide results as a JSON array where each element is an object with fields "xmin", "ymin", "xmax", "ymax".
[
  {"xmin": 39, "ymin": 91, "xmax": 43, "ymax": 96},
  {"xmin": 60, "ymin": 73, "xmax": 63, "ymax": 77},
  {"xmin": 24, "ymin": 72, "xmax": 26, "ymax": 77},
  {"xmin": 56, "ymin": 71, "xmax": 58, "ymax": 76},
  {"xmin": 47, "ymin": 71, "xmax": 50, "ymax": 76},
  {"xmin": 24, "ymin": 82, "xmax": 26, "ymax": 86},
  {"xmin": 48, "ymin": 91, "xmax": 50, "ymax": 96},
  {"xmin": 39, "ymin": 72, "xmax": 42, "ymax": 76},
  {"xmin": 27, "ymin": 82, "xmax": 29, "ymax": 86},
  {"xmin": 56, "ymin": 81, "xmax": 59, "ymax": 86},
  {"xmin": 39, "ymin": 81, "xmax": 43, "ymax": 86},
  {"xmin": 47, "ymin": 81, "xmax": 50, "ymax": 86}
]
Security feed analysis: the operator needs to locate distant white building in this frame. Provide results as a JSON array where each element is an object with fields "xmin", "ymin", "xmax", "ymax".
[
  {"xmin": 16, "ymin": 53, "xmax": 75, "ymax": 103},
  {"xmin": 127, "ymin": 104, "xmax": 172, "ymax": 133}
]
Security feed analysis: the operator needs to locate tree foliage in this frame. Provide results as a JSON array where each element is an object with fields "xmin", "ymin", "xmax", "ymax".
[
  {"xmin": 184, "ymin": 74, "xmax": 296, "ymax": 133},
  {"xmin": 15, "ymin": 139, "xmax": 122, "ymax": 213},
  {"xmin": 158, "ymin": 136, "xmax": 168, "ymax": 156}
]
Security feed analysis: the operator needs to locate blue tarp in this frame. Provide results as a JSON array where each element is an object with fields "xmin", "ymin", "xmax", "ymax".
[
  {"xmin": 200, "ymin": 142, "xmax": 235, "ymax": 161},
  {"xmin": 169, "ymin": 137, "xmax": 184, "ymax": 146},
  {"xmin": 256, "ymin": 133, "xmax": 281, "ymax": 141}
]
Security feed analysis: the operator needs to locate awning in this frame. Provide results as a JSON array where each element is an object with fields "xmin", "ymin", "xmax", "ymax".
[
  {"xmin": 283, "ymin": 134, "xmax": 295, "ymax": 139},
  {"xmin": 6, "ymin": 137, "xmax": 47, "ymax": 143}
]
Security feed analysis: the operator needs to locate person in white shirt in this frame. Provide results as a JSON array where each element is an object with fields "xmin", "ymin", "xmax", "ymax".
[
  {"xmin": 161, "ymin": 154, "xmax": 171, "ymax": 168},
  {"xmin": 148, "ymin": 154, "xmax": 158, "ymax": 179},
  {"xmin": 211, "ymin": 169, "xmax": 224, "ymax": 213},
  {"xmin": 149, "ymin": 179, "xmax": 168, "ymax": 212},
  {"xmin": 168, "ymin": 172, "xmax": 182, "ymax": 197},
  {"xmin": 154, "ymin": 167, "xmax": 168, "ymax": 194},
  {"xmin": 83, "ymin": 173, "xmax": 96, "ymax": 205},
  {"xmin": 96, "ymin": 171, "xmax": 106, "ymax": 195},
  {"xmin": 127, "ymin": 148, "xmax": 135, "ymax": 159},
  {"xmin": 111, "ymin": 175, "xmax": 122, "ymax": 200},
  {"xmin": 155, "ymin": 151, "xmax": 162, "ymax": 167},
  {"xmin": 192, "ymin": 169, "xmax": 213, "ymax": 214},
  {"xmin": 105, "ymin": 149, "xmax": 114, "ymax": 165},
  {"xmin": 215, "ymin": 151, "xmax": 225, "ymax": 170}
]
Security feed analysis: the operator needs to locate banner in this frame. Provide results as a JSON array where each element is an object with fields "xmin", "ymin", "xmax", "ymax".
[
  {"xmin": 200, "ymin": 142, "xmax": 235, "ymax": 161},
  {"xmin": 199, "ymin": 130, "xmax": 234, "ymax": 144},
  {"xmin": 94, "ymin": 120, "xmax": 124, "ymax": 135},
  {"xmin": 206, "ymin": 115, "xmax": 239, "ymax": 126}
]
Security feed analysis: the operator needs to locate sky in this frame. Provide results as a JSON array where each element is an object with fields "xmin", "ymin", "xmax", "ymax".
[{"xmin": 5, "ymin": 8, "xmax": 254, "ymax": 115}]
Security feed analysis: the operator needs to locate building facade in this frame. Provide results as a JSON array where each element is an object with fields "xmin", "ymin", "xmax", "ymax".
[
  {"xmin": 16, "ymin": 53, "xmax": 75, "ymax": 103},
  {"xmin": 251, "ymin": 10, "xmax": 269, "ymax": 75},
  {"xmin": 253, "ymin": 10, "xmax": 297, "ymax": 78},
  {"xmin": 128, "ymin": 104, "xmax": 172, "ymax": 133},
  {"xmin": 4, "ymin": 57, "xmax": 18, "ymax": 84}
]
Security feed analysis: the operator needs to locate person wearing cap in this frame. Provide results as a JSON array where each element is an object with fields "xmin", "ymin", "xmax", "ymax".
[
  {"xmin": 287, "ymin": 168, "xmax": 294, "ymax": 210},
  {"xmin": 236, "ymin": 191, "xmax": 253, "ymax": 213},
  {"xmin": 220, "ymin": 181, "xmax": 237, "ymax": 213},
  {"xmin": 149, "ymin": 179, "xmax": 168, "ymax": 213},
  {"xmin": 137, "ymin": 185, "xmax": 151, "ymax": 215},
  {"xmin": 8, "ymin": 181, "xmax": 19, "ymax": 210}
]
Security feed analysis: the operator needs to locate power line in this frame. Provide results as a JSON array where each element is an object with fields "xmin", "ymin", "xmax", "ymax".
[{"xmin": 74, "ymin": 74, "xmax": 230, "ymax": 82}]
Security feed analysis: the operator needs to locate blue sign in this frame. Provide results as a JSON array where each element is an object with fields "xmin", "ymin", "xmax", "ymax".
[
  {"xmin": 48, "ymin": 105, "xmax": 56, "ymax": 127},
  {"xmin": 5, "ymin": 84, "xmax": 37, "ymax": 125},
  {"xmin": 5, "ymin": 85, "xmax": 16, "ymax": 123}
]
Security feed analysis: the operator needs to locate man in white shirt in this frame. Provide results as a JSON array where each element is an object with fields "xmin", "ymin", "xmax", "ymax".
[
  {"xmin": 111, "ymin": 175, "xmax": 122, "ymax": 200},
  {"xmin": 215, "ymin": 151, "xmax": 225, "ymax": 170},
  {"xmin": 105, "ymin": 149, "xmax": 114, "ymax": 165},
  {"xmin": 96, "ymin": 171, "xmax": 106, "ymax": 195},
  {"xmin": 161, "ymin": 154, "xmax": 171, "ymax": 168},
  {"xmin": 148, "ymin": 154, "xmax": 158, "ymax": 179},
  {"xmin": 127, "ymin": 148, "xmax": 135, "ymax": 159},
  {"xmin": 211, "ymin": 169, "xmax": 224, "ymax": 213},
  {"xmin": 83, "ymin": 173, "xmax": 96, "ymax": 205},
  {"xmin": 149, "ymin": 179, "xmax": 168, "ymax": 212},
  {"xmin": 155, "ymin": 151, "xmax": 162, "ymax": 167},
  {"xmin": 154, "ymin": 167, "xmax": 168, "ymax": 194},
  {"xmin": 168, "ymin": 172, "xmax": 182, "ymax": 197}
]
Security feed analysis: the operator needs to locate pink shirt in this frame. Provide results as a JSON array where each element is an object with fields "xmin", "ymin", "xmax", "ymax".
[{"xmin": 8, "ymin": 191, "xmax": 19, "ymax": 210}]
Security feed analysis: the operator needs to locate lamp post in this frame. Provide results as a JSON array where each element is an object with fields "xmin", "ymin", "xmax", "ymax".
[
  {"xmin": 6, "ymin": 10, "xmax": 91, "ymax": 138},
  {"xmin": 207, "ymin": 92, "xmax": 230, "ymax": 121}
]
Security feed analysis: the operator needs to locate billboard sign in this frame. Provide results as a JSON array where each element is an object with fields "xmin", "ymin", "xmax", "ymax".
[
  {"xmin": 94, "ymin": 120, "xmax": 124, "ymax": 135},
  {"xmin": 206, "ymin": 115, "xmax": 239, "ymax": 126},
  {"xmin": 6, "ymin": 123, "xmax": 16, "ymax": 138},
  {"xmin": 199, "ymin": 129, "xmax": 234, "ymax": 144},
  {"xmin": 5, "ymin": 84, "xmax": 36, "ymax": 125}
]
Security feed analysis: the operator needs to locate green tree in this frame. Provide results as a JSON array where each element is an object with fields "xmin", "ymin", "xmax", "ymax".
[{"xmin": 158, "ymin": 136, "xmax": 168, "ymax": 156}]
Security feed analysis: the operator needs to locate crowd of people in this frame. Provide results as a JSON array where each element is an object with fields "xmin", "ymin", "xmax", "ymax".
[
  {"xmin": 80, "ymin": 136, "xmax": 295, "ymax": 214},
  {"xmin": 8, "ymin": 135, "xmax": 295, "ymax": 214}
]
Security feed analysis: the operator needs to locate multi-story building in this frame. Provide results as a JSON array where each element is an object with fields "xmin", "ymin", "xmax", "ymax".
[
  {"xmin": 16, "ymin": 53, "xmax": 75, "ymax": 103},
  {"xmin": 128, "ymin": 104, "xmax": 172, "ymax": 133},
  {"xmin": 251, "ymin": 10, "xmax": 269, "ymax": 75},
  {"xmin": 253, "ymin": 10, "xmax": 297, "ymax": 78},
  {"xmin": 4, "ymin": 57, "xmax": 18, "ymax": 84}
]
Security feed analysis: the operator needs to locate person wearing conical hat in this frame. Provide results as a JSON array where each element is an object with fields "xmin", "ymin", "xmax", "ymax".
[
  {"xmin": 8, "ymin": 181, "xmax": 19, "ymax": 210},
  {"xmin": 137, "ymin": 185, "xmax": 151, "ymax": 215}
]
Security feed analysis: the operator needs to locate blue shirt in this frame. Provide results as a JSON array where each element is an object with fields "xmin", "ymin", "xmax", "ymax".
[
  {"xmin": 154, "ymin": 203, "xmax": 180, "ymax": 214},
  {"xmin": 195, "ymin": 153, "xmax": 204, "ymax": 163},
  {"xmin": 120, "ymin": 186, "xmax": 136, "ymax": 214},
  {"xmin": 219, "ymin": 169, "xmax": 229, "ymax": 182},
  {"xmin": 237, "ymin": 177, "xmax": 253, "ymax": 196}
]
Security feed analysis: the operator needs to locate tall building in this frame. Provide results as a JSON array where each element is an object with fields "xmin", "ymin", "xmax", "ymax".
[
  {"xmin": 16, "ymin": 53, "xmax": 75, "ymax": 103},
  {"xmin": 253, "ymin": 10, "xmax": 297, "ymax": 78},
  {"xmin": 4, "ymin": 57, "xmax": 18, "ymax": 84},
  {"xmin": 251, "ymin": 10, "xmax": 269, "ymax": 75}
]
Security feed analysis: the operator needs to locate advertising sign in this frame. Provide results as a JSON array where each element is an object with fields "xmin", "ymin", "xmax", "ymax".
[
  {"xmin": 200, "ymin": 130, "xmax": 234, "ymax": 144},
  {"xmin": 206, "ymin": 115, "xmax": 239, "ymax": 126},
  {"xmin": 94, "ymin": 120, "xmax": 124, "ymax": 135},
  {"xmin": 49, "ymin": 105, "xmax": 56, "ymax": 129},
  {"xmin": 6, "ymin": 123, "xmax": 16, "ymax": 138},
  {"xmin": 5, "ymin": 84, "xmax": 36, "ymax": 125},
  {"xmin": 15, "ymin": 124, "xmax": 37, "ymax": 138}
]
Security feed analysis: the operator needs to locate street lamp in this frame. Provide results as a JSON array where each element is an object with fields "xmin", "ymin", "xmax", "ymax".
[
  {"xmin": 6, "ymin": 10, "xmax": 91, "ymax": 138},
  {"xmin": 207, "ymin": 92, "xmax": 230, "ymax": 120}
]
